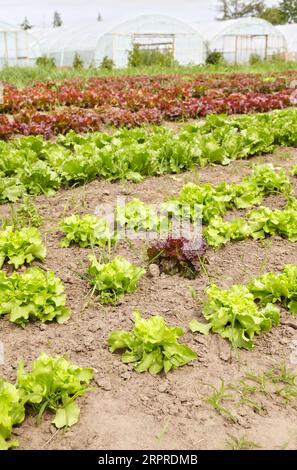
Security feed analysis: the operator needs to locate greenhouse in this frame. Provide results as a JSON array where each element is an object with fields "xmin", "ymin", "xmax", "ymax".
[
  {"xmin": 277, "ymin": 24, "xmax": 297, "ymax": 59},
  {"xmin": 194, "ymin": 17, "xmax": 287, "ymax": 63},
  {"xmin": 0, "ymin": 21, "xmax": 41, "ymax": 67},
  {"xmin": 31, "ymin": 14, "xmax": 206, "ymax": 67}
]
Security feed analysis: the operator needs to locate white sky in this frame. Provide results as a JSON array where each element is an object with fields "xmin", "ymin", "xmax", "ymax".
[{"xmin": 0, "ymin": 0, "xmax": 278, "ymax": 28}]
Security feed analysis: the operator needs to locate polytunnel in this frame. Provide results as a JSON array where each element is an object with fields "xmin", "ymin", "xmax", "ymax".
[
  {"xmin": 32, "ymin": 14, "xmax": 206, "ymax": 67},
  {"xmin": 0, "ymin": 21, "xmax": 41, "ymax": 67},
  {"xmin": 193, "ymin": 17, "xmax": 287, "ymax": 63},
  {"xmin": 277, "ymin": 25, "xmax": 297, "ymax": 60}
]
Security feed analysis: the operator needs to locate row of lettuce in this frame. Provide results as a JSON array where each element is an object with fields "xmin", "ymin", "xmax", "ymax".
[
  {"xmin": 1, "ymin": 108, "xmax": 297, "ymax": 204},
  {"xmin": 0, "ymin": 163, "xmax": 296, "ymax": 322},
  {"xmin": 1, "ymin": 72, "xmax": 296, "ymax": 138},
  {"xmin": 3, "ymin": 72, "xmax": 296, "ymax": 113},
  {"xmin": 0, "ymin": 90, "xmax": 292, "ymax": 139}
]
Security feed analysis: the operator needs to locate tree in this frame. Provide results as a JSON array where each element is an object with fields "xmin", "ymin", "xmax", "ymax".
[
  {"xmin": 259, "ymin": 6, "xmax": 288, "ymax": 24},
  {"xmin": 97, "ymin": 12, "xmax": 103, "ymax": 21},
  {"xmin": 20, "ymin": 16, "xmax": 32, "ymax": 30},
  {"xmin": 279, "ymin": 0, "xmax": 297, "ymax": 23},
  {"xmin": 217, "ymin": 0, "xmax": 265, "ymax": 20},
  {"xmin": 53, "ymin": 11, "xmax": 63, "ymax": 28}
]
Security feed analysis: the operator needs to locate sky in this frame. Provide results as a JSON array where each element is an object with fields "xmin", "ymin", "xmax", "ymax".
[{"xmin": 0, "ymin": 0, "xmax": 278, "ymax": 28}]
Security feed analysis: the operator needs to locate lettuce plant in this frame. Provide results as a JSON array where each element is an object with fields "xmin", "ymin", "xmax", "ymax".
[
  {"xmin": 147, "ymin": 236, "xmax": 207, "ymax": 279},
  {"xmin": 190, "ymin": 284, "xmax": 280, "ymax": 350},
  {"xmin": 248, "ymin": 264, "xmax": 297, "ymax": 315},
  {"xmin": 17, "ymin": 353, "xmax": 93, "ymax": 428},
  {"xmin": 0, "ymin": 226, "xmax": 46, "ymax": 268},
  {"xmin": 0, "ymin": 379, "xmax": 25, "ymax": 450},
  {"xmin": 204, "ymin": 216, "xmax": 251, "ymax": 248},
  {"xmin": 205, "ymin": 204, "xmax": 297, "ymax": 248},
  {"xmin": 109, "ymin": 311, "xmax": 197, "ymax": 374},
  {"xmin": 0, "ymin": 267, "xmax": 70, "ymax": 326},
  {"xmin": 115, "ymin": 198, "xmax": 165, "ymax": 232},
  {"xmin": 18, "ymin": 160, "xmax": 60, "ymax": 196},
  {"xmin": 88, "ymin": 255, "xmax": 145, "ymax": 304},
  {"xmin": 248, "ymin": 206, "xmax": 297, "ymax": 242},
  {"xmin": 0, "ymin": 176, "xmax": 26, "ymax": 203},
  {"xmin": 248, "ymin": 163, "xmax": 292, "ymax": 195},
  {"xmin": 169, "ymin": 164, "xmax": 292, "ymax": 225},
  {"xmin": 59, "ymin": 214, "xmax": 115, "ymax": 248}
]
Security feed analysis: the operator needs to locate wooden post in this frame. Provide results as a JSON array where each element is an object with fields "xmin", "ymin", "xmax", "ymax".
[
  {"xmin": 4, "ymin": 31, "xmax": 8, "ymax": 66},
  {"xmin": 265, "ymin": 34, "xmax": 268, "ymax": 60}
]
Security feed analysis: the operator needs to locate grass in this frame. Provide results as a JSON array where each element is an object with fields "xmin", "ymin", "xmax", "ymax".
[
  {"xmin": 2, "ymin": 60, "xmax": 297, "ymax": 87},
  {"xmin": 0, "ymin": 197, "xmax": 43, "ymax": 229},
  {"xmin": 155, "ymin": 417, "xmax": 171, "ymax": 443},
  {"xmin": 203, "ymin": 380, "xmax": 238, "ymax": 423},
  {"xmin": 226, "ymin": 434, "xmax": 261, "ymax": 450},
  {"xmin": 199, "ymin": 363, "xmax": 297, "ymax": 425}
]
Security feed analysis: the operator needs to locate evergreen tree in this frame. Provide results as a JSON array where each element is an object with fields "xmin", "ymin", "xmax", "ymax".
[
  {"xmin": 53, "ymin": 11, "xmax": 63, "ymax": 28},
  {"xmin": 20, "ymin": 16, "xmax": 32, "ymax": 30}
]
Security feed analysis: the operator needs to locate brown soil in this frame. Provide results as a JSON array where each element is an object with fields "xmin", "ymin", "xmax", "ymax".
[{"xmin": 1, "ymin": 147, "xmax": 297, "ymax": 450}]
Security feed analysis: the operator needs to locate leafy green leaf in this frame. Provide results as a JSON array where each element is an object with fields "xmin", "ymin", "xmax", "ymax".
[
  {"xmin": 189, "ymin": 319, "xmax": 212, "ymax": 335},
  {"xmin": 52, "ymin": 401, "xmax": 80, "ymax": 429}
]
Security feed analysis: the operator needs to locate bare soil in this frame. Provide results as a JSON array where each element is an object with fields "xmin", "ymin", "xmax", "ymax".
[{"xmin": 1, "ymin": 147, "xmax": 297, "ymax": 450}]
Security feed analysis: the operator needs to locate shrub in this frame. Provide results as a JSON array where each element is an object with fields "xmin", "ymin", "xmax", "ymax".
[
  {"xmin": 249, "ymin": 53, "xmax": 263, "ymax": 65},
  {"xmin": 206, "ymin": 50, "xmax": 224, "ymax": 65},
  {"xmin": 100, "ymin": 56, "xmax": 114, "ymax": 70},
  {"xmin": 35, "ymin": 55, "xmax": 56, "ymax": 68}
]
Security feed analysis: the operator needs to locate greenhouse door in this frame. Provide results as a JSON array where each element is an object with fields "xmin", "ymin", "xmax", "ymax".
[
  {"xmin": 235, "ymin": 34, "xmax": 268, "ymax": 63},
  {"xmin": 132, "ymin": 34, "xmax": 175, "ymax": 54}
]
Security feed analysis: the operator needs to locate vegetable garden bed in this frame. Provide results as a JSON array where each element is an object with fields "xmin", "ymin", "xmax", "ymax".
[{"xmin": 1, "ymin": 143, "xmax": 297, "ymax": 450}]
